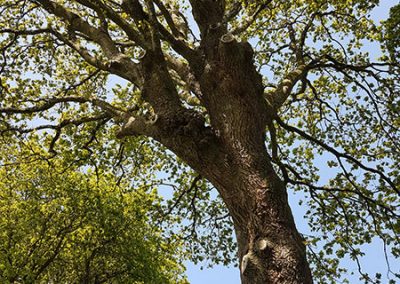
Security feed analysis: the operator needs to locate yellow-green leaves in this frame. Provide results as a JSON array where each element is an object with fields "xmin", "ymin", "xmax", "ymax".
[
  {"xmin": 0, "ymin": 145, "xmax": 188, "ymax": 283},
  {"xmin": 382, "ymin": 3, "xmax": 400, "ymax": 62}
]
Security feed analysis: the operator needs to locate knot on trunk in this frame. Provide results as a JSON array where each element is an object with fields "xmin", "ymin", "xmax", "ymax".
[
  {"xmin": 168, "ymin": 110, "xmax": 206, "ymax": 138},
  {"xmin": 210, "ymin": 22, "xmax": 221, "ymax": 30},
  {"xmin": 137, "ymin": 49, "xmax": 147, "ymax": 60}
]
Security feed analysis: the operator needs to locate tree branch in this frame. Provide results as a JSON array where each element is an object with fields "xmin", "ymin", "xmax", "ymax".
[
  {"xmin": 34, "ymin": 0, "xmax": 144, "ymax": 85},
  {"xmin": 35, "ymin": 0, "xmax": 119, "ymax": 57},
  {"xmin": 232, "ymin": 2, "xmax": 271, "ymax": 35},
  {"xmin": 0, "ymin": 96, "xmax": 124, "ymax": 117},
  {"xmin": 275, "ymin": 117, "xmax": 399, "ymax": 195},
  {"xmin": 267, "ymin": 64, "xmax": 309, "ymax": 109},
  {"xmin": 79, "ymin": 0, "xmax": 148, "ymax": 48}
]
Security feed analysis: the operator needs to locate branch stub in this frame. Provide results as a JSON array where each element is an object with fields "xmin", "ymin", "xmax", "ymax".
[
  {"xmin": 220, "ymin": 33, "xmax": 235, "ymax": 43},
  {"xmin": 137, "ymin": 49, "xmax": 147, "ymax": 59}
]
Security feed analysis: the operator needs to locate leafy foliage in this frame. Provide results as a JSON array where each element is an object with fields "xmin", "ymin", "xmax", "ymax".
[
  {"xmin": 0, "ymin": 0, "xmax": 399, "ymax": 283},
  {"xmin": 0, "ymin": 139, "xmax": 188, "ymax": 283},
  {"xmin": 382, "ymin": 3, "xmax": 400, "ymax": 62}
]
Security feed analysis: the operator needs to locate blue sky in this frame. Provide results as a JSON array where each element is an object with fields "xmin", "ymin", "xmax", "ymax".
[{"xmin": 184, "ymin": 1, "xmax": 398, "ymax": 283}]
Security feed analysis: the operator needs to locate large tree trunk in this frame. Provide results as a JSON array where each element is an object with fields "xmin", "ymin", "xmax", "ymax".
[
  {"xmin": 207, "ymin": 156, "xmax": 313, "ymax": 284},
  {"xmin": 165, "ymin": 131, "xmax": 313, "ymax": 284},
  {"xmin": 137, "ymin": 32, "xmax": 313, "ymax": 283},
  {"xmin": 196, "ymin": 37, "xmax": 312, "ymax": 283}
]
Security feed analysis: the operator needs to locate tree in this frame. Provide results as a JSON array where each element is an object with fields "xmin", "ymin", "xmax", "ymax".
[
  {"xmin": 0, "ymin": 1, "xmax": 399, "ymax": 283},
  {"xmin": 383, "ymin": 4, "xmax": 400, "ymax": 63},
  {"xmin": 0, "ymin": 139, "xmax": 188, "ymax": 283}
]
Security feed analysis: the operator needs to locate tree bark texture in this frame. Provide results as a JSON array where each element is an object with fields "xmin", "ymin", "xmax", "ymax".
[{"xmin": 135, "ymin": 37, "xmax": 313, "ymax": 283}]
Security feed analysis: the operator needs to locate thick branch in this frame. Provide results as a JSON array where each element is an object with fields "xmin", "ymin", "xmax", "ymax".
[
  {"xmin": 36, "ymin": 0, "xmax": 119, "ymax": 57},
  {"xmin": 34, "ymin": 0, "xmax": 143, "ymax": 85},
  {"xmin": 188, "ymin": 0, "xmax": 225, "ymax": 35},
  {"xmin": 79, "ymin": 0, "xmax": 148, "ymax": 48},
  {"xmin": 267, "ymin": 64, "xmax": 309, "ymax": 109},
  {"xmin": 153, "ymin": 0, "xmax": 182, "ymax": 39}
]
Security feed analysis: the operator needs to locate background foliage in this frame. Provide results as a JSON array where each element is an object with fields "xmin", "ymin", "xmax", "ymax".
[{"xmin": 0, "ymin": 138, "xmax": 188, "ymax": 283}]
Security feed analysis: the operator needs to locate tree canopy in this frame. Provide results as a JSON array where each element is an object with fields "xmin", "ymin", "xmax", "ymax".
[
  {"xmin": 0, "ymin": 139, "xmax": 188, "ymax": 283},
  {"xmin": 0, "ymin": 0, "xmax": 399, "ymax": 283}
]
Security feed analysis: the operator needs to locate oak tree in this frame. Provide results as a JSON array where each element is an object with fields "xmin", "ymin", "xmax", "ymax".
[{"xmin": 0, "ymin": 1, "xmax": 399, "ymax": 283}]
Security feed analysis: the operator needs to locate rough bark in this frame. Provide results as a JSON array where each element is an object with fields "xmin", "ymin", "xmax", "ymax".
[
  {"xmin": 137, "ymin": 35, "xmax": 313, "ymax": 283},
  {"xmin": 197, "ymin": 39, "xmax": 312, "ymax": 284}
]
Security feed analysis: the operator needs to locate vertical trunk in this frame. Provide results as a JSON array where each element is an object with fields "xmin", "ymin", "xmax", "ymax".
[
  {"xmin": 162, "ymin": 131, "xmax": 313, "ymax": 283},
  {"xmin": 238, "ymin": 182, "xmax": 312, "ymax": 284},
  {"xmin": 144, "ymin": 33, "xmax": 313, "ymax": 283},
  {"xmin": 192, "ymin": 141, "xmax": 313, "ymax": 284},
  {"xmin": 215, "ymin": 167, "xmax": 312, "ymax": 284},
  {"xmin": 195, "ymin": 37, "xmax": 313, "ymax": 283}
]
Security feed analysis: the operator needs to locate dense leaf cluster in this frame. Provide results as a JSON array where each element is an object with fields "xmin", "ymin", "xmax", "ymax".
[{"xmin": 0, "ymin": 139, "xmax": 188, "ymax": 283}]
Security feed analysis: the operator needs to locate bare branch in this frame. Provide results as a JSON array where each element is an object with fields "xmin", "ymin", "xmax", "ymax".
[
  {"xmin": 0, "ymin": 28, "xmax": 53, "ymax": 36},
  {"xmin": 144, "ymin": 0, "xmax": 162, "ymax": 52},
  {"xmin": 153, "ymin": 0, "xmax": 182, "ymax": 39},
  {"xmin": 35, "ymin": 0, "xmax": 119, "ymax": 57},
  {"xmin": 79, "ymin": 0, "xmax": 148, "ymax": 48}
]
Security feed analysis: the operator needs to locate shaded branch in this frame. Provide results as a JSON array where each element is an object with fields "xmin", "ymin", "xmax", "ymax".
[
  {"xmin": 81, "ymin": 0, "xmax": 148, "ymax": 48},
  {"xmin": 0, "ymin": 96, "xmax": 124, "ymax": 117},
  {"xmin": 188, "ymin": 0, "xmax": 225, "ymax": 35},
  {"xmin": 153, "ymin": 0, "xmax": 183, "ymax": 39}
]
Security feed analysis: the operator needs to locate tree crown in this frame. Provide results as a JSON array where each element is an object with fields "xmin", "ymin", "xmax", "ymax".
[{"xmin": 0, "ymin": 1, "xmax": 399, "ymax": 282}]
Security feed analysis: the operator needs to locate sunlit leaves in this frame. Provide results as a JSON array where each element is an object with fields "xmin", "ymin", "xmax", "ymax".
[
  {"xmin": 0, "ymin": 141, "xmax": 188, "ymax": 283},
  {"xmin": 248, "ymin": 1, "xmax": 400, "ymax": 282},
  {"xmin": 382, "ymin": 3, "xmax": 400, "ymax": 62}
]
